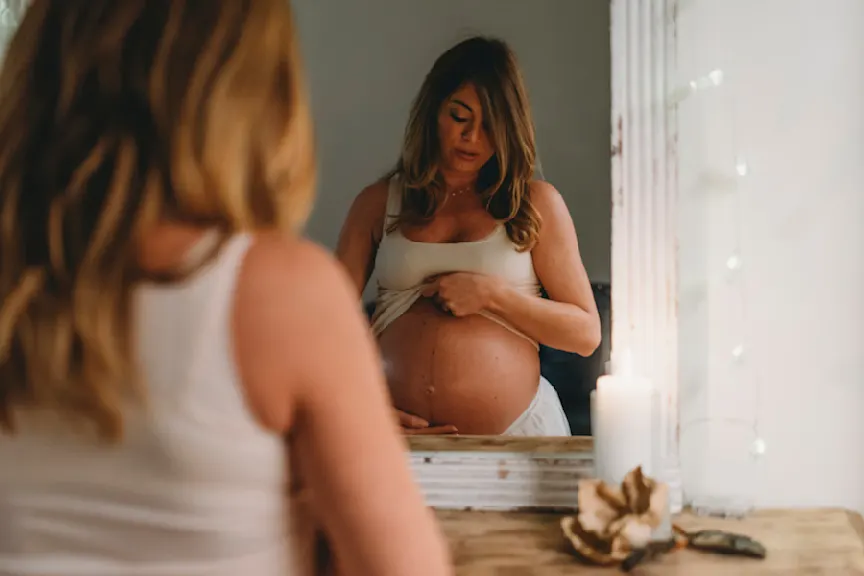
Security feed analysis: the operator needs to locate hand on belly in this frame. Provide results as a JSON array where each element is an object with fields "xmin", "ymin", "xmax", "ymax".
[
  {"xmin": 393, "ymin": 407, "xmax": 458, "ymax": 435},
  {"xmin": 378, "ymin": 298, "xmax": 540, "ymax": 435}
]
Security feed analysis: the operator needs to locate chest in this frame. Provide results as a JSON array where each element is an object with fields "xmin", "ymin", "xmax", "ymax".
[
  {"xmin": 376, "ymin": 226, "xmax": 536, "ymax": 291},
  {"xmin": 400, "ymin": 208, "xmax": 499, "ymax": 244}
]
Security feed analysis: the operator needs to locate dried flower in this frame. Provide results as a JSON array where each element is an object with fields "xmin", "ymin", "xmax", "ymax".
[{"xmin": 561, "ymin": 466, "xmax": 669, "ymax": 566}]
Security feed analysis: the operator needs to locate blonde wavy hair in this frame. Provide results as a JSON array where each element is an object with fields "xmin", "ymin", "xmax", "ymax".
[
  {"xmin": 389, "ymin": 36, "xmax": 540, "ymax": 251},
  {"xmin": 0, "ymin": 0, "xmax": 315, "ymax": 441}
]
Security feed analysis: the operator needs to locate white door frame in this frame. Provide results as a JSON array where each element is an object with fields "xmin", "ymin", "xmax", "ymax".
[{"xmin": 609, "ymin": 0, "xmax": 680, "ymax": 492}]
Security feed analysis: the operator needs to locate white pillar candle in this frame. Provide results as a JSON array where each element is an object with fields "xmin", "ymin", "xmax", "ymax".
[{"xmin": 590, "ymin": 351, "xmax": 656, "ymax": 486}]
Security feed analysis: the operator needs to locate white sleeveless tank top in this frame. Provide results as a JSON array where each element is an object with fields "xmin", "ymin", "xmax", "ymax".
[
  {"xmin": 371, "ymin": 176, "xmax": 541, "ymax": 346},
  {"xmin": 0, "ymin": 234, "xmax": 296, "ymax": 576}
]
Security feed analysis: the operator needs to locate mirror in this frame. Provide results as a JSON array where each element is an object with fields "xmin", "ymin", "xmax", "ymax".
[{"xmin": 293, "ymin": 0, "xmax": 612, "ymax": 438}]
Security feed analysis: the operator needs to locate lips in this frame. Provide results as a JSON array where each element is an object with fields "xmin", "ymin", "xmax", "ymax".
[{"xmin": 455, "ymin": 150, "xmax": 479, "ymax": 161}]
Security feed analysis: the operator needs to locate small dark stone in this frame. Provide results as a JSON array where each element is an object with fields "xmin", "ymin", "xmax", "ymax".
[{"xmin": 688, "ymin": 530, "xmax": 767, "ymax": 559}]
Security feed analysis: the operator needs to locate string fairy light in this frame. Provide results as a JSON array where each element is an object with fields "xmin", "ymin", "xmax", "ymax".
[
  {"xmin": 725, "ymin": 56, "xmax": 766, "ymax": 467},
  {"xmin": 725, "ymin": 254, "xmax": 743, "ymax": 271},
  {"xmin": 735, "ymin": 156, "xmax": 750, "ymax": 177},
  {"xmin": 671, "ymin": 37, "xmax": 766, "ymax": 516},
  {"xmin": 667, "ymin": 68, "xmax": 725, "ymax": 107}
]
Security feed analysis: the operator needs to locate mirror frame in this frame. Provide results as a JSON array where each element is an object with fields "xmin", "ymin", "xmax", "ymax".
[{"xmin": 407, "ymin": 0, "xmax": 681, "ymax": 513}]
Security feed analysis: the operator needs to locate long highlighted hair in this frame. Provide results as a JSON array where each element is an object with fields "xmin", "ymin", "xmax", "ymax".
[
  {"xmin": 390, "ymin": 36, "xmax": 540, "ymax": 251},
  {"xmin": 0, "ymin": 0, "xmax": 316, "ymax": 441}
]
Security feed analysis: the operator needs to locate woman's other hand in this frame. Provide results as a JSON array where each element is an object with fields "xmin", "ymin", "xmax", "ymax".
[
  {"xmin": 395, "ymin": 409, "xmax": 458, "ymax": 435},
  {"xmin": 421, "ymin": 272, "xmax": 497, "ymax": 317}
]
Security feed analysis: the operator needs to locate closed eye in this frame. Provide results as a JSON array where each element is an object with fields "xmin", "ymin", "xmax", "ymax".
[{"xmin": 450, "ymin": 112, "xmax": 468, "ymax": 123}]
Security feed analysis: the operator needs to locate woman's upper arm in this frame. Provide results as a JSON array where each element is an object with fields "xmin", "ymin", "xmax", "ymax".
[
  {"xmin": 530, "ymin": 181, "xmax": 599, "ymax": 318},
  {"xmin": 233, "ymin": 234, "xmax": 451, "ymax": 576},
  {"xmin": 335, "ymin": 181, "xmax": 388, "ymax": 295}
]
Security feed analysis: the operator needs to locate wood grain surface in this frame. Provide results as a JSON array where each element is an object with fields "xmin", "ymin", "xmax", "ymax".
[
  {"xmin": 408, "ymin": 435, "xmax": 593, "ymax": 454},
  {"xmin": 436, "ymin": 508, "xmax": 864, "ymax": 574}
]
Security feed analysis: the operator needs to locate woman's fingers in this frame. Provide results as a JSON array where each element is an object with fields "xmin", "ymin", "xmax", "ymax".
[
  {"xmin": 403, "ymin": 425, "xmax": 458, "ymax": 435},
  {"xmin": 427, "ymin": 293, "xmax": 450, "ymax": 313},
  {"xmin": 394, "ymin": 409, "xmax": 429, "ymax": 429},
  {"xmin": 393, "ymin": 410, "xmax": 458, "ymax": 435}
]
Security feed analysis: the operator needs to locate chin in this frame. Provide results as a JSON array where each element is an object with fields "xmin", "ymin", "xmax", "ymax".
[{"xmin": 448, "ymin": 158, "xmax": 482, "ymax": 173}]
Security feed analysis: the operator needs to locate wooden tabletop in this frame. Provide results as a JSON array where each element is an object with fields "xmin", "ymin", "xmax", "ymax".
[
  {"xmin": 408, "ymin": 435, "xmax": 593, "ymax": 453},
  {"xmin": 436, "ymin": 508, "xmax": 864, "ymax": 575}
]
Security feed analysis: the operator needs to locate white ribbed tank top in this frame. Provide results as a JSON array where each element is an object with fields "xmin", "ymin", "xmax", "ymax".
[{"xmin": 0, "ymin": 234, "xmax": 296, "ymax": 576}]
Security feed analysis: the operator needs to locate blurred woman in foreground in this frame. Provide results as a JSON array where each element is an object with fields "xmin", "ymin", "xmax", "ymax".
[{"xmin": 0, "ymin": 2, "xmax": 451, "ymax": 575}]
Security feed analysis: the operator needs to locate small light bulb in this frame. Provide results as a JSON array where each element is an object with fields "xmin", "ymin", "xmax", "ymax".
[
  {"xmin": 751, "ymin": 438, "xmax": 767, "ymax": 458},
  {"xmin": 708, "ymin": 69, "xmax": 724, "ymax": 86},
  {"xmin": 726, "ymin": 255, "xmax": 742, "ymax": 270},
  {"xmin": 687, "ymin": 69, "xmax": 725, "ymax": 94},
  {"xmin": 731, "ymin": 345, "xmax": 744, "ymax": 359}
]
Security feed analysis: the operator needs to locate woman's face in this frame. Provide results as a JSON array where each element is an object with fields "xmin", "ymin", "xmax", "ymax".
[{"xmin": 436, "ymin": 83, "xmax": 494, "ymax": 175}]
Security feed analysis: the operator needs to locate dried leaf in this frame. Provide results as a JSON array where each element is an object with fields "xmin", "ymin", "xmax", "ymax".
[
  {"xmin": 567, "ymin": 514, "xmax": 614, "ymax": 555},
  {"xmin": 597, "ymin": 482, "xmax": 629, "ymax": 515},
  {"xmin": 610, "ymin": 515, "xmax": 654, "ymax": 550},
  {"xmin": 643, "ymin": 481, "xmax": 669, "ymax": 529},
  {"xmin": 560, "ymin": 516, "xmax": 624, "ymax": 565},
  {"xmin": 577, "ymin": 479, "xmax": 625, "ymax": 534},
  {"xmin": 562, "ymin": 467, "xmax": 671, "ymax": 568},
  {"xmin": 622, "ymin": 466, "xmax": 652, "ymax": 514}
]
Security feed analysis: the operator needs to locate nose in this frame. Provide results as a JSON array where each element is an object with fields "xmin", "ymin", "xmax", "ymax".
[{"xmin": 461, "ymin": 120, "xmax": 481, "ymax": 143}]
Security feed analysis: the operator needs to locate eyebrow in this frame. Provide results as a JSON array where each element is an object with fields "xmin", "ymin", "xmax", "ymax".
[{"xmin": 451, "ymin": 99, "xmax": 474, "ymax": 113}]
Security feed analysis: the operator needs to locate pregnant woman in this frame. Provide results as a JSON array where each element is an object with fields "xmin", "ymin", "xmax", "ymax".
[{"xmin": 337, "ymin": 37, "xmax": 601, "ymax": 436}]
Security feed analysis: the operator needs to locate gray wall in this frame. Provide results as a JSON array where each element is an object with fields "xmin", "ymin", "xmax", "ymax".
[{"xmin": 293, "ymin": 0, "xmax": 611, "ymax": 283}]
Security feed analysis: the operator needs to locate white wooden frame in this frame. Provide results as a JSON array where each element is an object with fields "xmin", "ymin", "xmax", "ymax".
[{"xmin": 409, "ymin": 0, "xmax": 682, "ymax": 512}]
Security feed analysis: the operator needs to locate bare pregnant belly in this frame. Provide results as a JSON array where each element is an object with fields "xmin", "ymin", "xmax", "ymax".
[{"xmin": 377, "ymin": 298, "xmax": 540, "ymax": 435}]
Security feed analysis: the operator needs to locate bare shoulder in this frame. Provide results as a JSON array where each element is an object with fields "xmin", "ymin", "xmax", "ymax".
[
  {"xmin": 356, "ymin": 178, "xmax": 391, "ymax": 207},
  {"xmin": 336, "ymin": 178, "xmax": 394, "ymax": 292},
  {"xmin": 529, "ymin": 180, "xmax": 573, "ymax": 232},
  {"xmin": 529, "ymin": 180, "xmax": 566, "ymax": 211},
  {"xmin": 233, "ymin": 232, "xmax": 361, "ymax": 432},
  {"xmin": 351, "ymin": 179, "xmax": 391, "ymax": 220},
  {"xmin": 340, "ymin": 178, "xmax": 391, "ymax": 244},
  {"xmin": 240, "ymin": 232, "xmax": 351, "ymax": 303}
]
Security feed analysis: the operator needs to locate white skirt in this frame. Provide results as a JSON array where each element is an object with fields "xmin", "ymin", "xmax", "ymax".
[{"xmin": 502, "ymin": 377, "xmax": 572, "ymax": 436}]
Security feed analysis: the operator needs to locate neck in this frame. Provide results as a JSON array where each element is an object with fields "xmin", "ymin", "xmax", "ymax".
[{"xmin": 439, "ymin": 168, "xmax": 478, "ymax": 192}]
